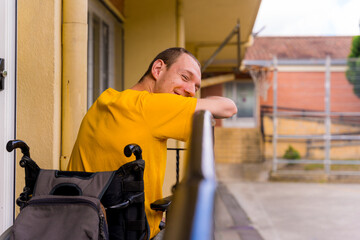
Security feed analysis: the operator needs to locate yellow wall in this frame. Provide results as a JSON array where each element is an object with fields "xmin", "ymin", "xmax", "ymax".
[
  {"xmin": 214, "ymin": 127, "xmax": 263, "ymax": 163},
  {"xmin": 17, "ymin": 0, "xmax": 62, "ymax": 203},
  {"xmin": 263, "ymin": 116, "xmax": 360, "ymax": 160},
  {"xmin": 124, "ymin": 0, "xmax": 178, "ymax": 89}
]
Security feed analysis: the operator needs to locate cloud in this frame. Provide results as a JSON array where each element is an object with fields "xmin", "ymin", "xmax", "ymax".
[{"xmin": 253, "ymin": 0, "xmax": 360, "ymax": 36}]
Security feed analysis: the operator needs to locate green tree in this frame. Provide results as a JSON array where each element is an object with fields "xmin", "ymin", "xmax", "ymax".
[{"xmin": 346, "ymin": 36, "xmax": 360, "ymax": 98}]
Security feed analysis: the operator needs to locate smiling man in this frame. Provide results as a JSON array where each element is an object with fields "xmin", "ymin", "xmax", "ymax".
[{"xmin": 67, "ymin": 48, "xmax": 237, "ymax": 239}]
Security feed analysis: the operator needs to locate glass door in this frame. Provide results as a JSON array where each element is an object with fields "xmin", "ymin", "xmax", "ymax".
[{"xmin": 224, "ymin": 81, "xmax": 256, "ymax": 127}]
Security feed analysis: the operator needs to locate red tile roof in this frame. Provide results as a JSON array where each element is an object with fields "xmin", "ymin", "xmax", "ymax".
[{"xmin": 244, "ymin": 36, "xmax": 354, "ymax": 60}]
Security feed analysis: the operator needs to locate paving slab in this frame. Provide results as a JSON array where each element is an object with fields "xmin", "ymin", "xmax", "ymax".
[{"xmin": 223, "ymin": 181, "xmax": 360, "ymax": 240}]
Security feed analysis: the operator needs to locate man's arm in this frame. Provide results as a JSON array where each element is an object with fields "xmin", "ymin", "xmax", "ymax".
[{"xmin": 195, "ymin": 96, "xmax": 237, "ymax": 119}]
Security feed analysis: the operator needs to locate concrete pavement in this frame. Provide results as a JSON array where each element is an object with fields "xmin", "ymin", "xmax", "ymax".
[{"xmin": 214, "ymin": 163, "xmax": 360, "ymax": 240}]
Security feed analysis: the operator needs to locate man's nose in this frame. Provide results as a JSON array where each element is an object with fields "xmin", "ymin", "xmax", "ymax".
[{"xmin": 184, "ymin": 84, "xmax": 195, "ymax": 97}]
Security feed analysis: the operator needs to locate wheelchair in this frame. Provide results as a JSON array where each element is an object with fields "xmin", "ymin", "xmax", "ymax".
[{"xmin": 0, "ymin": 140, "xmax": 172, "ymax": 240}]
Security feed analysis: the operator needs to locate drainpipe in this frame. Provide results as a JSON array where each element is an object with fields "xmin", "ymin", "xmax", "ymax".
[{"xmin": 61, "ymin": 0, "xmax": 88, "ymax": 170}]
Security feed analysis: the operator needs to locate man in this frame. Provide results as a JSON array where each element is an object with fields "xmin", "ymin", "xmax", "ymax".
[{"xmin": 67, "ymin": 48, "xmax": 237, "ymax": 238}]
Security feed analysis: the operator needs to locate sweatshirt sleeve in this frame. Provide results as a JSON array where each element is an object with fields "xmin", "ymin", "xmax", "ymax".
[{"xmin": 142, "ymin": 93, "xmax": 197, "ymax": 141}]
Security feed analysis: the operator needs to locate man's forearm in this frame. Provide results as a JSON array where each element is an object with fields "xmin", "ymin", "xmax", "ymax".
[{"xmin": 195, "ymin": 96, "xmax": 237, "ymax": 119}]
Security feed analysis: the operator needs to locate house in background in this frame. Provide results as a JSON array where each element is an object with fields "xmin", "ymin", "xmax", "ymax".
[
  {"xmin": 201, "ymin": 36, "xmax": 360, "ymax": 165},
  {"xmin": 247, "ymin": 36, "xmax": 360, "ymax": 162},
  {"xmin": 245, "ymin": 36, "xmax": 357, "ymax": 112}
]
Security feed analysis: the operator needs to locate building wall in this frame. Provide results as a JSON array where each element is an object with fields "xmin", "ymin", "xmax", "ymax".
[
  {"xmin": 17, "ymin": 0, "xmax": 62, "ymax": 207},
  {"xmin": 214, "ymin": 127, "xmax": 263, "ymax": 163},
  {"xmin": 261, "ymin": 71, "xmax": 360, "ymax": 112},
  {"xmin": 123, "ymin": 0, "xmax": 177, "ymax": 89}
]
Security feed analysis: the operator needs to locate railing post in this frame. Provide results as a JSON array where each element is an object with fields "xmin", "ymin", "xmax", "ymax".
[
  {"xmin": 324, "ymin": 55, "xmax": 331, "ymax": 174},
  {"xmin": 272, "ymin": 56, "xmax": 278, "ymax": 172}
]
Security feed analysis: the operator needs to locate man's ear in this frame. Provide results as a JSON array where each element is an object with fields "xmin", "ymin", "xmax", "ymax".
[{"xmin": 151, "ymin": 59, "xmax": 165, "ymax": 80}]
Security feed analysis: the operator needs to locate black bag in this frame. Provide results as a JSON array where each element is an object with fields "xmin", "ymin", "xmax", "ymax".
[
  {"xmin": 102, "ymin": 159, "xmax": 149, "ymax": 240},
  {"xmin": 6, "ymin": 141, "xmax": 149, "ymax": 240}
]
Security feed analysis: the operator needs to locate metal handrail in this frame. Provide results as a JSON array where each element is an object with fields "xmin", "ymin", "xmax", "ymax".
[{"xmin": 163, "ymin": 110, "xmax": 217, "ymax": 240}]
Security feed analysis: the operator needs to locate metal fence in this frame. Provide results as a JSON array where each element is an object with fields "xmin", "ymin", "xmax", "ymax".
[{"xmin": 263, "ymin": 56, "xmax": 360, "ymax": 175}]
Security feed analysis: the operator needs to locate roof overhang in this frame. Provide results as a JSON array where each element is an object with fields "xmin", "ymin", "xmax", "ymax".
[{"xmin": 184, "ymin": 0, "xmax": 262, "ymax": 73}]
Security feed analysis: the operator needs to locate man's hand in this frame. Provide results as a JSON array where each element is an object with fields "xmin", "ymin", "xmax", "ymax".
[{"xmin": 195, "ymin": 96, "xmax": 237, "ymax": 119}]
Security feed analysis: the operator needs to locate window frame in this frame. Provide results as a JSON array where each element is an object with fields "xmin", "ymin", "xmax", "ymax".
[{"xmin": 87, "ymin": 0, "xmax": 117, "ymax": 109}]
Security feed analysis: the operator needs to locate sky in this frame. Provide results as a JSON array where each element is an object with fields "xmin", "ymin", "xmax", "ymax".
[{"xmin": 253, "ymin": 0, "xmax": 360, "ymax": 36}]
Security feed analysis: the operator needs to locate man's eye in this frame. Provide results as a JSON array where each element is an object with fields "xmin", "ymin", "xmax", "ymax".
[{"xmin": 182, "ymin": 74, "xmax": 189, "ymax": 81}]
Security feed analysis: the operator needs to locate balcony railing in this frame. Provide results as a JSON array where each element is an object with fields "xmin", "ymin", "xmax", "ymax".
[{"xmin": 164, "ymin": 110, "xmax": 217, "ymax": 240}]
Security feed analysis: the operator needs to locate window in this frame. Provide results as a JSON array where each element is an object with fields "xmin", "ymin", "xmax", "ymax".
[
  {"xmin": 223, "ymin": 81, "xmax": 256, "ymax": 127},
  {"xmin": 88, "ymin": 0, "xmax": 124, "ymax": 109}
]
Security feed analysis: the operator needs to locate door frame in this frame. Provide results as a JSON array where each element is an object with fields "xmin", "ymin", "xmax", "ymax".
[
  {"xmin": 223, "ymin": 80, "xmax": 257, "ymax": 128},
  {"xmin": 0, "ymin": 0, "xmax": 16, "ymax": 233}
]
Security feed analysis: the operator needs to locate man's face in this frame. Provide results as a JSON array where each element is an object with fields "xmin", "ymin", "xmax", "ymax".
[{"xmin": 153, "ymin": 53, "xmax": 201, "ymax": 97}]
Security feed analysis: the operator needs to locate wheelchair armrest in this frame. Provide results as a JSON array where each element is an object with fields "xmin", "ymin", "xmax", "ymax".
[{"xmin": 150, "ymin": 195, "xmax": 172, "ymax": 212}]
